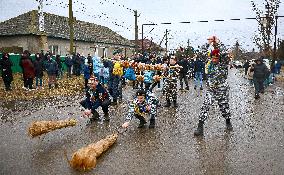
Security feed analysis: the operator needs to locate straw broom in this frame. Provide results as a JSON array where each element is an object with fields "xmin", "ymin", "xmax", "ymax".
[
  {"xmin": 28, "ymin": 119, "xmax": 77, "ymax": 138},
  {"xmin": 68, "ymin": 133, "xmax": 118, "ymax": 171}
]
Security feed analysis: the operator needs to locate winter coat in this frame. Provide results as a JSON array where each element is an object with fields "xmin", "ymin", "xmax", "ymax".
[
  {"xmin": 93, "ymin": 56, "xmax": 102, "ymax": 74},
  {"xmin": 87, "ymin": 83, "xmax": 110, "ymax": 110},
  {"xmin": 21, "ymin": 58, "xmax": 35, "ymax": 79},
  {"xmin": 84, "ymin": 64, "xmax": 90, "ymax": 80},
  {"xmin": 65, "ymin": 56, "xmax": 73, "ymax": 67},
  {"xmin": 178, "ymin": 59, "xmax": 190, "ymax": 74},
  {"xmin": 207, "ymin": 62, "xmax": 228, "ymax": 89},
  {"xmin": 56, "ymin": 57, "xmax": 63, "ymax": 69},
  {"xmin": 34, "ymin": 59, "xmax": 44, "ymax": 78},
  {"xmin": 125, "ymin": 92, "xmax": 159, "ymax": 121},
  {"xmin": 45, "ymin": 59, "xmax": 58, "ymax": 75},
  {"xmin": 194, "ymin": 60, "xmax": 205, "ymax": 73},
  {"xmin": 253, "ymin": 63, "xmax": 269, "ymax": 80},
  {"xmin": 0, "ymin": 57, "xmax": 13, "ymax": 82}
]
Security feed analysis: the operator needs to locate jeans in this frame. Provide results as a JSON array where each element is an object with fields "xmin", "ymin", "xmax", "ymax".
[
  {"xmin": 194, "ymin": 72, "xmax": 203, "ymax": 87},
  {"xmin": 36, "ymin": 77, "xmax": 43, "ymax": 87}
]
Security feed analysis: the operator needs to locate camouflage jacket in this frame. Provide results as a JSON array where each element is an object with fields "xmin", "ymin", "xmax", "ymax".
[
  {"xmin": 125, "ymin": 93, "xmax": 159, "ymax": 121},
  {"xmin": 207, "ymin": 62, "xmax": 228, "ymax": 89}
]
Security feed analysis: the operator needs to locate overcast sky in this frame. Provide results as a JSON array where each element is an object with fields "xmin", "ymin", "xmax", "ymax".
[{"xmin": 1, "ymin": 0, "xmax": 284, "ymax": 51}]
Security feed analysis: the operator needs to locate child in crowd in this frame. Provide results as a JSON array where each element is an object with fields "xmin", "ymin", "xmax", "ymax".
[
  {"xmin": 163, "ymin": 56, "xmax": 180, "ymax": 107},
  {"xmin": 122, "ymin": 90, "xmax": 159, "ymax": 129}
]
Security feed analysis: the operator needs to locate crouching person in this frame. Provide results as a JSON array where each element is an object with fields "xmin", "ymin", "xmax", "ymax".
[
  {"xmin": 81, "ymin": 77, "xmax": 111, "ymax": 124},
  {"xmin": 122, "ymin": 90, "xmax": 159, "ymax": 129}
]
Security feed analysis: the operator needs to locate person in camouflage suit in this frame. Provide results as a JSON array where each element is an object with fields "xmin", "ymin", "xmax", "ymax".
[
  {"xmin": 122, "ymin": 90, "xmax": 159, "ymax": 128},
  {"xmin": 194, "ymin": 50, "xmax": 233, "ymax": 136},
  {"xmin": 163, "ymin": 56, "xmax": 180, "ymax": 108}
]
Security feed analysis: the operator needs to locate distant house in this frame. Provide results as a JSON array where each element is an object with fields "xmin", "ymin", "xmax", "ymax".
[
  {"xmin": 131, "ymin": 39, "xmax": 166, "ymax": 54},
  {"xmin": 0, "ymin": 10, "xmax": 134, "ymax": 57}
]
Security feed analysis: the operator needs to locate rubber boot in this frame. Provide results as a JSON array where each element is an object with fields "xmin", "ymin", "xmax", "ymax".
[
  {"xmin": 254, "ymin": 93, "xmax": 260, "ymax": 99},
  {"xmin": 226, "ymin": 119, "xmax": 233, "ymax": 131},
  {"xmin": 194, "ymin": 120, "xmax": 204, "ymax": 136},
  {"xmin": 111, "ymin": 99, "xmax": 118, "ymax": 106},
  {"xmin": 104, "ymin": 113, "xmax": 110, "ymax": 122},
  {"xmin": 149, "ymin": 119, "xmax": 155, "ymax": 128},
  {"xmin": 164, "ymin": 100, "xmax": 171, "ymax": 107},
  {"xmin": 137, "ymin": 116, "xmax": 147, "ymax": 128},
  {"xmin": 87, "ymin": 110, "xmax": 100, "ymax": 125}
]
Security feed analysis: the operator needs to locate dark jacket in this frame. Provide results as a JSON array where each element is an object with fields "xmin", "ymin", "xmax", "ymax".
[
  {"xmin": 45, "ymin": 59, "xmax": 58, "ymax": 75},
  {"xmin": 65, "ymin": 56, "xmax": 73, "ymax": 67},
  {"xmin": 194, "ymin": 59, "xmax": 205, "ymax": 73},
  {"xmin": 0, "ymin": 56, "xmax": 13, "ymax": 81},
  {"xmin": 34, "ymin": 58, "xmax": 44, "ymax": 77},
  {"xmin": 86, "ymin": 83, "xmax": 110, "ymax": 110},
  {"xmin": 56, "ymin": 56, "xmax": 63, "ymax": 69},
  {"xmin": 253, "ymin": 63, "xmax": 269, "ymax": 80},
  {"xmin": 178, "ymin": 59, "xmax": 190, "ymax": 74}
]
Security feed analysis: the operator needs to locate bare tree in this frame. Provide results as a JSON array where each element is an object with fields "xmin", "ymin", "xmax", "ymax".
[{"xmin": 251, "ymin": 0, "xmax": 280, "ymax": 57}]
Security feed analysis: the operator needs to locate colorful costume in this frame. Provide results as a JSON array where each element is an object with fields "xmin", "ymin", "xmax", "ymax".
[{"xmin": 125, "ymin": 92, "xmax": 159, "ymax": 128}]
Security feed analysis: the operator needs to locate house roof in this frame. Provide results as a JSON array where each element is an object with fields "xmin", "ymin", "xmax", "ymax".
[
  {"xmin": 0, "ymin": 10, "xmax": 134, "ymax": 47},
  {"xmin": 131, "ymin": 39, "xmax": 166, "ymax": 51}
]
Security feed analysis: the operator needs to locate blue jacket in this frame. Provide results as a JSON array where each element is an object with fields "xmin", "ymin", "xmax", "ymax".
[
  {"xmin": 45, "ymin": 59, "xmax": 58, "ymax": 75},
  {"xmin": 84, "ymin": 64, "xmax": 90, "ymax": 79},
  {"xmin": 194, "ymin": 60, "xmax": 205, "ymax": 73}
]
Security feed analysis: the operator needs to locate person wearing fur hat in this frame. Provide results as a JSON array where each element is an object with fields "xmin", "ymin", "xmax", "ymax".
[
  {"xmin": 81, "ymin": 77, "xmax": 111, "ymax": 123},
  {"xmin": 0, "ymin": 53, "xmax": 13, "ymax": 91},
  {"xmin": 122, "ymin": 89, "xmax": 159, "ymax": 128},
  {"xmin": 194, "ymin": 49, "xmax": 232, "ymax": 136}
]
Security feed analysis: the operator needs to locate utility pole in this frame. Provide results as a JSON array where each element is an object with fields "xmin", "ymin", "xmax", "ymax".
[
  {"xmin": 69, "ymin": 0, "xmax": 74, "ymax": 54},
  {"xmin": 165, "ymin": 29, "xmax": 168, "ymax": 55},
  {"xmin": 187, "ymin": 39, "xmax": 190, "ymax": 48},
  {"xmin": 134, "ymin": 10, "xmax": 139, "ymax": 53}
]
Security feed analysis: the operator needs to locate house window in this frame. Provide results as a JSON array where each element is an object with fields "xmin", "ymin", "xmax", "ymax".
[{"xmin": 48, "ymin": 45, "xmax": 59, "ymax": 55}]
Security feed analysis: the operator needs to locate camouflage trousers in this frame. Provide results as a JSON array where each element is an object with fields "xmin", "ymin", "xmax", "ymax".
[
  {"xmin": 163, "ymin": 78, "xmax": 178, "ymax": 101},
  {"xmin": 199, "ymin": 86, "xmax": 231, "ymax": 122}
]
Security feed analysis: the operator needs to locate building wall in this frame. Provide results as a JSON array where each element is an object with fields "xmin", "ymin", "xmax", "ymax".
[
  {"xmin": 47, "ymin": 38, "xmax": 95, "ymax": 56},
  {"xmin": 0, "ymin": 35, "xmax": 134, "ymax": 57},
  {"xmin": 0, "ymin": 35, "xmax": 40, "ymax": 53}
]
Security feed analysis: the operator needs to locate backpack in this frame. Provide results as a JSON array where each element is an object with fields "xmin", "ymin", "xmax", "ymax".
[
  {"xmin": 112, "ymin": 61, "xmax": 123, "ymax": 76},
  {"xmin": 124, "ymin": 67, "xmax": 136, "ymax": 80}
]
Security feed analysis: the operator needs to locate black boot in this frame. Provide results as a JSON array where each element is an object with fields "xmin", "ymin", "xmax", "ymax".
[
  {"xmin": 194, "ymin": 121, "xmax": 204, "ymax": 136},
  {"xmin": 137, "ymin": 115, "xmax": 147, "ymax": 128},
  {"xmin": 164, "ymin": 100, "xmax": 171, "ymax": 107},
  {"xmin": 87, "ymin": 111, "xmax": 100, "ymax": 125},
  {"xmin": 111, "ymin": 99, "xmax": 118, "ymax": 106},
  {"xmin": 226, "ymin": 119, "xmax": 233, "ymax": 131},
  {"xmin": 104, "ymin": 113, "xmax": 110, "ymax": 122},
  {"xmin": 254, "ymin": 93, "xmax": 260, "ymax": 99},
  {"xmin": 173, "ymin": 100, "xmax": 178, "ymax": 108},
  {"xmin": 149, "ymin": 119, "xmax": 155, "ymax": 128}
]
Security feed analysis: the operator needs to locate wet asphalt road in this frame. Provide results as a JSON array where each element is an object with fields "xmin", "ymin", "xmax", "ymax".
[{"xmin": 0, "ymin": 68, "xmax": 283, "ymax": 175}]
